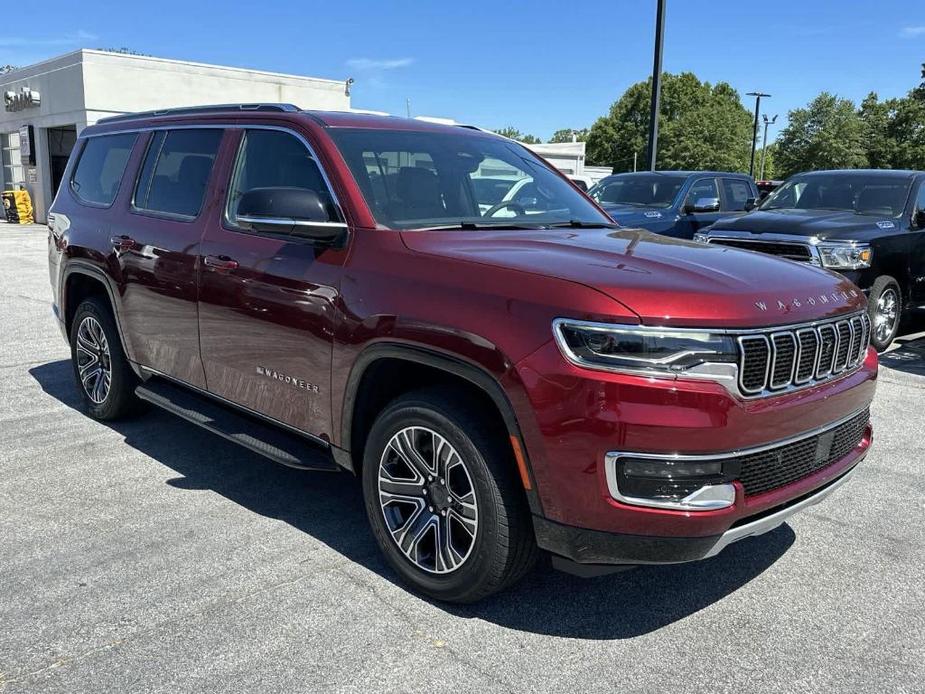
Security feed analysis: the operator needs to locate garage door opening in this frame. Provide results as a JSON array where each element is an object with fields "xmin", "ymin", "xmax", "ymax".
[{"xmin": 47, "ymin": 125, "xmax": 77, "ymax": 197}]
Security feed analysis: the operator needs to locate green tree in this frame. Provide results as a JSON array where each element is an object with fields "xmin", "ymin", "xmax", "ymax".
[
  {"xmin": 774, "ymin": 93, "xmax": 867, "ymax": 177},
  {"xmin": 585, "ymin": 72, "xmax": 753, "ymax": 171},
  {"xmin": 755, "ymin": 143, "xmax": 777, "ymax": 180},
  {"xmin": 548, "ymin": 128, "xmax": 589, "ymax": 143},
  {"xmin": 860, "ymin": 90, "xmax": 925, "ymax": 170},
  {"xmin": 493, "ymin": 126, "xmax": 541, "ymax": 144}
]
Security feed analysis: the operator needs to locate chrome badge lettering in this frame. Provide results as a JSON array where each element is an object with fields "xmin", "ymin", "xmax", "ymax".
[
  {"xmin": 755, "ymin": 290, "xmax": 855, "ymax": 314},
  {"xmin": 256, "ymin": 366, "xmax": 320, "ymax": 393}
]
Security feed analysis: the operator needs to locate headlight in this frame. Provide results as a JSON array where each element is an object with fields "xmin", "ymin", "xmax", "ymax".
[
  {"xmin": 553, "ymin": 320, "xmax": 737, "ymax": 374},
  {"xmin": 693, "ymin": 232, "xmax": 710, "ymax": 243},
  {"xmin": 817, "ymin": 242, "xmax": 872, "ymax": 270}
]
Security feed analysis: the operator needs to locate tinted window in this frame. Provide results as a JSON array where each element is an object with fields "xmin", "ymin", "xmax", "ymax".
[
  {"xmin": 330, "ymin": 128, "xmax": 610, "ymax": 229},
  {"xmin": 685, "ymin": 178, "xmax": 719, "ymax": 208},
  {"xmin": 761, "ymin": 173, "xmax": 912, "ymax": 217},
  {"xmin": 70, "ymin": 133, "xmax": 137, "ymax": 206},
  {"xmin": 134, "ymin": 129, "xmax": 222, "ymax": 218},
  {"xmin": 226, "ymin": 130, "xmax": 338, "ymax": 226},
  {"xmin": 721, "ymin": 178, "xmax": 752, "ymax": 211},
  {"xmin": 589, "ymin": 174, "xmax": 685, "ymax": 208}
]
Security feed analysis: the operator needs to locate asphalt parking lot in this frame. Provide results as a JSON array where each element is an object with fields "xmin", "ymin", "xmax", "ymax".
[{"xmin": 1, "ymin": 223, "xmax": 923, "ymax": 693}]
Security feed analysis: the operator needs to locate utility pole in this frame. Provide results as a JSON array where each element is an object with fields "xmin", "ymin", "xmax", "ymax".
[
  {"xmin": 746, "ymin": 92, "xmax": 770, "ymax": 177},
  {"xmin": 633, "ymin": 151, "xmax": 638, "ymax": 172},
  {"xmin": 759, "ymin": 113, "xmax": 778, "ymax": 180},
  {"xmin": 406, "ymin": 98, "xmax": 411, "ymax": 118},
  {"xmin": 646, "ymin": 0, "xmax": 666, "ymax": 171}
]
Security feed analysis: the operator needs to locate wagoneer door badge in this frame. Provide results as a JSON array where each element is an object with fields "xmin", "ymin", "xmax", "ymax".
[
  {"xmin": 755, "ymin": 289, "xmax": 859, "ymax": 313},
  {"xmin": 256, "ymin": 366, "xmax": 320, "ymax": 393}
]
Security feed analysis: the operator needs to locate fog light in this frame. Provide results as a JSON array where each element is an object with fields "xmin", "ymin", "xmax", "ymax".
[{"xmin": 605, "ymin": 453, "xmax": 737, "ymax": 511}]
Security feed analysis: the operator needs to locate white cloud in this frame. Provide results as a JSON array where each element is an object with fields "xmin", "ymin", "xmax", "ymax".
[
  {"xmin": 899, "ymin": 25, "xmax": 925, "ymax": 38},
  {"xmin": 0, "ymin": 30, "xmax": 97, "ymax": 48},
  {"xmin": 346, "ymin": 57, "xmax": 413, "ymax": 71}
]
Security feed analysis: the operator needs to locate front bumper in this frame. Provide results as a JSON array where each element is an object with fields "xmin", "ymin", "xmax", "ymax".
[{"xmin": 536, "ymin": 462, "xmax": 862, "ymax": 568}]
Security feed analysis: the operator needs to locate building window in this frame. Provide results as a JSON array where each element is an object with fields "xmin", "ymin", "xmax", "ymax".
[{"xmin": 1, "ymin": 131, "xmax": 25, "ymax": 189}]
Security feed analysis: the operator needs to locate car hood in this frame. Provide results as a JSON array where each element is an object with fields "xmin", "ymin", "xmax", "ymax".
[
  {"xmin": 400, "ymin": 228, "xmax": 866, "ymax": 328},
  {"xmin": 708, "ymin": 208, "xmax": 901, "ymax": 239}
]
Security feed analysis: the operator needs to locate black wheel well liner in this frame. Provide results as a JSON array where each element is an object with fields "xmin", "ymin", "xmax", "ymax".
[{"xmin": 340, "ymin": 343, "xmax": 539, "ymax": 509}]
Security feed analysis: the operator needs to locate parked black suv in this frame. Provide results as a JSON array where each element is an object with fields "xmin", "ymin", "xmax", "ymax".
[{"xmin": 697, "ymin": 169, "xmax": 925, "ymax": 350}]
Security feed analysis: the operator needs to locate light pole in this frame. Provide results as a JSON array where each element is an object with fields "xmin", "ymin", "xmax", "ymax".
[
  {"xmin": 759, "ymin": 114, "xmax": 778, "ymax": 180},
  {"xmin": 746, "ymin": 91, "xmax": 770, "ymax": 177},
  {"xmin": 646, "ymin": 0, "xmax": 666, "ymax": 171}
]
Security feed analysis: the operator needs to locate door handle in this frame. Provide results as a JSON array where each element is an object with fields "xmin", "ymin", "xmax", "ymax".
[
  {"xmin": 110, "ymin": 234, "xmax": 135, "ymax": 253},
  {"xmin": 203, "ymin": 255, "xmax": 239, "ymax": 271}
]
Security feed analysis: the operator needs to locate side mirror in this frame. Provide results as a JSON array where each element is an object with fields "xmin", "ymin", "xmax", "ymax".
[
  {"xmin": 744, "ymin": 197, "xmax": 758, "ymax": 211},
  {"xmin": 685, "ymin": 197, "xmax": 721, "ymax": 214},
  {"xmin": 236, "ymin": 187, "xmax": 346, "ymax": 242},
  {"xmin": 914, "ymin": 209, "xmax": 925, "ymax": 230}
]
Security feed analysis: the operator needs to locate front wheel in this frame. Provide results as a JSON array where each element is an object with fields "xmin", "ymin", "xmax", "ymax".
[
  {"xmin": 868, "ymin": 276, "xmax": 902, "ymax": 352},
  {"xmin": 361, "ymin": 389, "xmax": 537, "ymax": 603}
]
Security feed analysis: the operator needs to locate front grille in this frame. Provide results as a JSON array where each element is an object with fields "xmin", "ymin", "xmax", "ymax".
[
  {"xmin": 737, "ymin": 408, "xmax": 869, "ymax": 496},
  {"xmin": 708, "ymin": 238, "xmax": 813, "ymax": 261},
  {"xmin": 737, "ymin": 312, "xmax": 869, "ymax": 396}
]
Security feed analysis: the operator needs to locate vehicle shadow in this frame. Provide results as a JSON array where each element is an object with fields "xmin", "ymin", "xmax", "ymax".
[
  {"xmin": 29, "ymin": 359, "xmax": 795, "ymax": 640},
  {"xmin": 879, "ymin": 332, "xmax": 925, "ymax": 378}
]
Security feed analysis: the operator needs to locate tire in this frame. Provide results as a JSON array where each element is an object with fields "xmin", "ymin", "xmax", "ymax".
[
  {"xmin": 867, "ymin": 276, "xmax": 902, "ymax": 352},
  {"xmin": 361, "ymin": 388, "xmax": 537, "ymax": 603},
  {"xmin": 69, "ymin": 297, "xmax": 141, "ymax": 420}
]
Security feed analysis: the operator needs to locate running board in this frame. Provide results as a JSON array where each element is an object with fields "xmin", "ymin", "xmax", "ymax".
[{"xmin": 135, "ymin": 378, "xmax": 340, "ymax": 472}]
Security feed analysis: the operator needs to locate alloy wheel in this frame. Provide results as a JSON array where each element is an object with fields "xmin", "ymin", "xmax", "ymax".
[
  {"xmin": 75, "ymin": 316, "xmax": 112, "ymax": 404},
  {"xmin": 874, "ymin": 288, "xmax": 899, "ymax": 344},
  {"xmin": 377, "ymin": 426, "xmax": 479, "ymax": 574}
]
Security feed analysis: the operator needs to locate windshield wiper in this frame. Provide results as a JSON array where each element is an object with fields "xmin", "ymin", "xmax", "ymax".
[
  {"xmin": 545, "ymin": 220, "xmax": 620, "ymax": 229},
  {"xmin": 412, "ymin": 222, "xmax": 548, "ymax": 231}
]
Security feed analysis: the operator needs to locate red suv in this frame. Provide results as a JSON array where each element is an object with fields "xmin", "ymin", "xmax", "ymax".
[{"xmin": 48, "ymin": 104, "xmax": 877, "ymax": 602}]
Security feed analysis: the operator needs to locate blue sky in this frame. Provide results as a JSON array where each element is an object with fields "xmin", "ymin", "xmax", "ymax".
[{"xmin": 3, "ymin": 0, "xmax": 923, "ymax": 142}]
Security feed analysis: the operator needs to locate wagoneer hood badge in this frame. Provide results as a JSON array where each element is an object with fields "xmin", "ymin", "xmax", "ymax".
[{"xmin": 755, "ymin": 289, "xmax": 860, "ymax": 313}]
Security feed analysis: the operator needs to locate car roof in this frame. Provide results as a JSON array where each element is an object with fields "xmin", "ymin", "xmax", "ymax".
[
  {"xmin": 86, "ymin": 103, "xmax": 500, "ymax": 138},
  {"xmin": 792, "ymin": 169, "xmax": 923, "ymax": 178},
  {"xmin": 605, "ymin": 170, "xmax": 752, "ymax": 179}
]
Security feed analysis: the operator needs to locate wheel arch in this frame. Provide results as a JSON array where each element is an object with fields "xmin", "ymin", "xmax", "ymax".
[
  {"xmin": 340, "ymin": 343, "xmax": 541, "ymax": 513},
  {"xmin": 62, "ymin": 261, "xmax": 140, "ymax": 376}
]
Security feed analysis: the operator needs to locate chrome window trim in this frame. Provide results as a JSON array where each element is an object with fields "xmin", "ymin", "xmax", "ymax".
[
  {"xmin": 76, "ymin": 123, "xmax": 347, "ymax": 225},
  {"xmin": 604, "ymin": 406, "xmax": 870, "ymax": 508},
  {"xmin": 236, "ymin": 215, "xmax": 348, "ymax": 229}
]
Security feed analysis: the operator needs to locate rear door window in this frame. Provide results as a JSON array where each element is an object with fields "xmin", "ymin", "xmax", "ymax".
[
  {"xmin": 721, "ymin": 178, "xmax": 752, "ymax": 211},
  {"xmin": 70, "ymin": 133, "xmax": 137, "ymax": 206},
  {"xmin": 133, "ymin": 129, "xmax": 223, "ymax": 218}
]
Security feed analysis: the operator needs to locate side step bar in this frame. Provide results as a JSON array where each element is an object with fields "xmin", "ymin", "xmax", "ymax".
[{"xmin": 135, "ymin": 377, "xmax": 340, "ymax": 472}]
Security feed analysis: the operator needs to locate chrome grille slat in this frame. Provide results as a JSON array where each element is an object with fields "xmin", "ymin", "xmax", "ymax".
[{"xmin": 736, "ymin": 311, "xmax": 869, "ymax": 398}]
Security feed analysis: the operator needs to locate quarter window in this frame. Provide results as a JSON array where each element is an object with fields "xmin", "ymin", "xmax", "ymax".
[
  {"xmin": 70, "ymin": 133, "xmax": 137, "ymax": 206},
  {"xmin": 721, "ymin": 178, "xmax": 752, "ymax": 211},
  {"xmin": 134, "ymin": 129, "xmax": 223, "ymax": 218},
  {"xmin": 226, "ymin": 129, "xmax": 339, "ymax": 227}
]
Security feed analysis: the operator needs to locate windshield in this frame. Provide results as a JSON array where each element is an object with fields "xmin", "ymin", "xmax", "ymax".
[
  {"xmin": 588, "ymin": 174, "xmax": 685, "ymax": 208},
  {"xmin": 760, "ymin": 172, "xmax": 912, "ymax": 217},
  {"xmin": 329, "ymin": 128, "xmax": 612, "ymax": 230}
]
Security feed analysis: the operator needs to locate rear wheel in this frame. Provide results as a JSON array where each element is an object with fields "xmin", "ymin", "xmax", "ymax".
[
  {"xmin": 69, "ymin": 297, "xmax": 141, "ymax": 420},
  {"xmin": 361, "ymin": 388, "xmax": 537, "ymax": 603},
  {"xmin": 868, "ymin": 276, "xmax": 902, "ymax": 352}
]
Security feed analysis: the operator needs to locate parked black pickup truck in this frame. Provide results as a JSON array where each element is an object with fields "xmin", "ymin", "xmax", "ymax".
[{"xmin": 696, "ymin": 169, "xmax": 925, "ymax": 351}]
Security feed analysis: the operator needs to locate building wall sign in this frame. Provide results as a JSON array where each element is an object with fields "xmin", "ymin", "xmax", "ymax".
[
  {"xmin": 19, "ymin": 124, "xmax": 35, "ymax": 166},
  {"xmin": 5, "ymin": 87, "xmax": 41, "ymax": 112}
]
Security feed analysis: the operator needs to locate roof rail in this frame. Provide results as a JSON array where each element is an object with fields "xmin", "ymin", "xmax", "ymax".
[{"xmin": 96, "ymin": 103, "xmax": 300, "ymax": 124}]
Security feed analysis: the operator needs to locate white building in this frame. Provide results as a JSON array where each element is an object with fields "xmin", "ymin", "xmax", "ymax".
[{"xmin": 0, "ymin": 49, "xmax": 351, "ymax": 222}]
